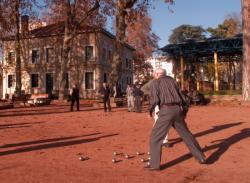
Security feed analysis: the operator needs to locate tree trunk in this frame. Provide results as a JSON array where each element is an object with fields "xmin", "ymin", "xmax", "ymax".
[
  {"xmin": 57, "ymin": 0, "xmax": 100, "ymax": 101},
  {"xmin": 232, "ymin": 61, "xmax": 236, "ymax": 90},
  {"xmin": 15, "ymin": 0, "xmax": 22, "ymax": 97},
  {"xmin": 242, "ymin": 0, "xmax": 250, "ymax": 100},
  {"xmin": 58, "ymin": 29, "xmax": 72, "ymax": 101},
  {"xmin": 228, "ymin": 56, "xmax": 233, "ymax": 90},
  {"xmin": 109, "ymin": 1, "xmax": 127, "ymax": 86},
  {"xmin": 110, "ymin": 0, "xmax": 137, "ymax": 87}
]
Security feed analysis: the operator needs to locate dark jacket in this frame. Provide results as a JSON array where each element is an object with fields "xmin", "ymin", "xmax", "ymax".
[
  {"xmin": 71, "ymin": 87, "xmax": 79, "ymax": 99},
  {"xmin": 134, "ymin": 87, "xmax": 144, "ymax": 97},
  {"xmin": 99, "ymin": 86, "xmax": 111, "ymax": 99}
]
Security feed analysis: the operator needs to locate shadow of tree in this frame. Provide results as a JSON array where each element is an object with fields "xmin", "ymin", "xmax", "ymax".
[
  {"xmin": 0, "ymin": 121, "xmax": 46, "ymax": 130},
  {"xmin": 0, "ymin": 105, "xmax": 104, "ymax": 118},
  {"xmin": 0, "ymin": 132, "xmax": 101, "ymax": 148},
  {"xmin": 161, "ymin": 128, "xmax": 250, "ymax": 170},
  {"xmin": 0, "ymin": 133, "xmax": 118, "ymax": 156},
  {"xmin": 0, "ymin": 125, "xmax": 31, "ymax": 130},
  {"xmin": 0, "ymin": 121, "xmax": 45, "ymax": 127}
]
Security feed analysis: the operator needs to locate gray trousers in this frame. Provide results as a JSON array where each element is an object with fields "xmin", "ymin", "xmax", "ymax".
[
  {"xmin": 127, "ymin": 96, "xmax": 135, "ymax": 111},
  {"xmin": 135, "ymin": 96, "xmax": 141, "ymax": 112},
  {"xmin": 149, "ymin": 105, "xmax": 205, "ymax": 169}
]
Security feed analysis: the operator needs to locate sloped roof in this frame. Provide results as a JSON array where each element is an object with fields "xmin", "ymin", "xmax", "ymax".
[
  {"xmin": 161, "ymin": 34, "xmax": 242, "ymax": 59},
  {"xmin": 1, "ymin": 22, "xmax": 135, "ymax": 51}
]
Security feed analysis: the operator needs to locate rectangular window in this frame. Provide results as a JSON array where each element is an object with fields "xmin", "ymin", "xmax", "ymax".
[
  {"xmin": 85, "ymin": 72, "xmax": 94, "ymax": 89},
  {"xmin": 126, "ymin": 59, "xmax": 129, "ymax": 68},
  {"xmin": 32, "ymin": 50, "xmax": 40, "ymax": 64},
  {"xmin": 104, "ymin": 73, "xmax": 107, "ymax": 83},
  {"xmin": 85, "ymin": 46, "xmax": 93, "ymax": 60},
  {"xmin": 31, "ymin": 74, "xmax": 39, "ymax": 88},
  {"xmin": 102, "ymin": 48, "xmax": 106, "ymax": 62},
  {"xmin": 8, "ymin": 75, "xmax": 14, "ymax": 88},
  {"xmin": 108, "ymin": 50, "xmax": 112, "ymax": 60},
  {"xmin": 8, "ymin": 51, "xmax": 15, "ymax": 64},
  {"xmin": 129, "ymin": 60, "xmax": 132, "ymax": 69},
  {"xmin": 45, "ymin": 48, "xmax": 54, "ymax": 63}
]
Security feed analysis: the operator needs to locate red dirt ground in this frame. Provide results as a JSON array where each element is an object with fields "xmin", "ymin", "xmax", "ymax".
[{"xmin": 0, "ymin": 103, "xmax": 250, "ymax": 183}]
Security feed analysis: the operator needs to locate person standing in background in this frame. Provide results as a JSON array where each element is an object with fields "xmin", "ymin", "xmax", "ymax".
[
  {"xmin": 99, "ymin": 83, "xmax": 111, "ymax": 112},
  {"xmin": 70, "ymin": 83, "xmax": 80, "ymax": 112},
  {"xmin": 126, "ymin": 84, "xmax": 135, "ymax": 112},
  {"xmin": 134, "ymin": 84, "xmax": 144, "ymax": 113}
]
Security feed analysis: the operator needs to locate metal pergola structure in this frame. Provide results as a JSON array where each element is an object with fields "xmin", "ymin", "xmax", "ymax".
[{"xmin": 160, "ymin": 34, "xmax": 243, "ymax": 91}]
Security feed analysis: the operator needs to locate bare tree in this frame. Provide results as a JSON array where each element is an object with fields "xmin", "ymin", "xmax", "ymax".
[
  {"xmin": 110, "ymin": 0, "xmax": 174, "ymax": 86},
  {"xmin": 0, "ymin": 0, "xmax": 40, "ymax": 97},
  {"xmin": 14, "ymin": 0, "xmax": 22, "ymax": 97},
  {"xmin": 58, "ymin": 0, "xmax": 100, "ymax": 100}
]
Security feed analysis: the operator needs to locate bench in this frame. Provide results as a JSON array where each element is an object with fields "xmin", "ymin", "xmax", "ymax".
[
  {"xmin": 12, "ymin": 94, "xmax": 31, "ymax": 106},
  {"xmin": 27, "ymin": 94, "xmax": 51, "ymax": 106},
  {"xmin": 0, "ymin": 103, "xmax": 14, "ymax": 110}
]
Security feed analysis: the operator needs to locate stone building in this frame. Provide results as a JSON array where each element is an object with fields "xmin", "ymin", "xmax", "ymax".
[{"xmin": 1, "ymin": 16, "xmax": 134, "ymax": 99}]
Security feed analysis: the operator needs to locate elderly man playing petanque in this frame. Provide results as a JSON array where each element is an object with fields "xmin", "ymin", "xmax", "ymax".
[{"xmin": 145, "ymin": 68, "xmax": 206, "ymax": 171}]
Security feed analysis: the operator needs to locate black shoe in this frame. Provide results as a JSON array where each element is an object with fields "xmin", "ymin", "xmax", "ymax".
[{"xmin": 162, "ymin": 142, "xmax": 173, "ymax": 148}]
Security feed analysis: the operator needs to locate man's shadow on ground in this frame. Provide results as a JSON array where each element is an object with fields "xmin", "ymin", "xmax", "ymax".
[
  {"xmin": 169, "ymin": 122, "xmax": 244, "ymax": 145},
  {"xmin": 161, "ymin": 128, "xmax": 250, "ymax": 170}
]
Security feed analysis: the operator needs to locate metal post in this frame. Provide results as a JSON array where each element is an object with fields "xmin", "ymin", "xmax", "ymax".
[
  {"xmin": 214, "ymin": 51, "xmax": 219, "ymax": 91},
  {"xmin": 180, "ymin": 56, "xmax": 184, "ymax": 90}
]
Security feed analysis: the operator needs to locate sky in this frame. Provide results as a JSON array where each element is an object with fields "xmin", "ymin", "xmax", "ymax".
[{"xmin": 149, "ymin": 0, "xmax": 242, "ymax": 48}]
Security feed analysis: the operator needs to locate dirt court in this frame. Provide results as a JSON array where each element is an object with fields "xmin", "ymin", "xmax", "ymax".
[{"xmin": 0, "ymin": 102, "xmax": 250, "ymax": 183}]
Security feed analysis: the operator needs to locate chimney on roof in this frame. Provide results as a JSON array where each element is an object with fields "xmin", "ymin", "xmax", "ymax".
[{"xmin": 21, "ymin": 15, "xmax": 29, "ymax": 36}]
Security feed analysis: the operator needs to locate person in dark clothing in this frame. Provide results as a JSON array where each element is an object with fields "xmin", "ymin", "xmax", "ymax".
[
  {"xmin": 70, "ymin": 84, "xmax": 80, "ymax": 112},
  {"xmin": 146, "ymin": 68, "xmax": 206, "ymax": 171},
  {"xmin": 99, "ymin": 83, "xmax": 111, "ymax": 112},
  {"xmin": 133, "ymin": 84, "xmax": 144, "ymax": 113}
]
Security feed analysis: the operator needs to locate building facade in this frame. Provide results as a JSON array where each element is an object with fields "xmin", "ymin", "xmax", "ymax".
[
  {"xmin": 1, "ymin": 19, "xmax": 134, "ymax": 99},
  {"xmin": 146, "ymin": 56, "xmax": 174, "ymax": 77}
]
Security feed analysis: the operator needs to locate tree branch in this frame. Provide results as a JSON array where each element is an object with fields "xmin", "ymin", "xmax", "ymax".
[{"xmin": 72, "ymin": 0, "xmax": 100, "ymax": 34}]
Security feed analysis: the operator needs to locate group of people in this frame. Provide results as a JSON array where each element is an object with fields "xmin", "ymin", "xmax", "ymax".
[
  {"xmin": 68, "ymin": 70, "xmax": 206, "ymax": 171},
  {"xmin": 69, "ymin": 82, "xmax": 112, "ymax": 112},
  {"xmin": 126, "ymin": 84, "xmax": 144, "ymax": 113}
]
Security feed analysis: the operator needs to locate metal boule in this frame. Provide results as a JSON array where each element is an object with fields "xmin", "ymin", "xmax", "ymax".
[
  {"xmin": 79, "ymin": 156, "xmax": 85, "ymax": 161},
  {"xmin": 141, "ymin": 158, "xmax": 145, "ymax": 162}
]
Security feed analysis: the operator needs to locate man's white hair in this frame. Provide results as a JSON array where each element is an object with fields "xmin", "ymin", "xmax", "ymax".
[{"xmin": 155, "ymin": 68, "xmax": 166, "ymax": 77}]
